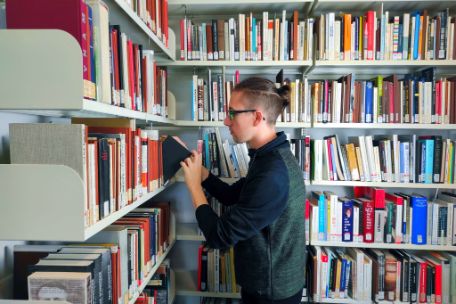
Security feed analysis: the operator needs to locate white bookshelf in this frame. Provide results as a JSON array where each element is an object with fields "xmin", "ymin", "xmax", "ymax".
[
  {"xmin": 164, "ymin": 60, "xmax": 313, "ymax": 67},
  {"xmin": 173, "ymin": 120, "xmax": 311, "ymax": 128},
  {"xmin": 310, "ymin": 180, "xmax": 456, "ymax": 189},
  {"xmin": 128, "ymin": 238, "xmax": 176, "ymax": 304},
  {"xmin": 106, "ymin": 0, "xmax": 175, "ymax": 60},
  {"xmin": 0, "ymin": 30, "xmax": 175, "ymax": 123},
  {"xmin": 168, "ymin": 0, "xmax": 312, "ymax": 16},
  {"xmin": 176, "ymin": 223, "xmax": 204, "ymax": 241},
  {"xmin": 311, "ymin": 240, "xmax": 456, "ymax": 251},
  {"xmin": 312, "ymin": 298, "xmax": 362, "ymax": 304},
  {"xmin": 0, "ymin": 164, "xmax": 170, "ymax": 242},
  {"xmin": 175, "ymin": 270, "xmax": 241, "ymax": 299},
  {"xmin": 314, "ymin": 60, "xmax": 456, "ymax": 67},
  {"xmin": 312, "ymin": 123, "xmax": 456, "ymax": 130}
]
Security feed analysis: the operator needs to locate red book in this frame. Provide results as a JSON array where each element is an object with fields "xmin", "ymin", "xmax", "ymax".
[
  {"xmin": 6, "ymin": 0, "xmax": 90, "ymax": 86},
  {"xmin": 357, "ymin": 197, "xmax": 375, "ymax": 243},
  {"xmin": 161, "ymin": 0, "xmax": 168, "ymax": 47},
  {"xmin": 197, "ymin": 244, "xmax": 204, "ymax": 291},
  {"xmin": 366, "ymin": 11, "xmax": 375, "ymax": 60},
  {"xmin": 436, "ymin": 80, "xmax": 442, "ymax": 123},
  {"xmin": 127, "ymin": 40, "xmax": 135, "ymax": 110},
  {"xmin": 293, "ymin": 10, "xmax": 298, "ymax": 60},
  {"xmin": 180, "ymin": 19, "xmax": 186, "ymax": 60}
]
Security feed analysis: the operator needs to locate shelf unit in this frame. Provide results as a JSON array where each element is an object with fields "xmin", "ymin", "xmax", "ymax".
[
  {"xmin": 128, "ymin": 239, "xmax": 176, "ymax": 304},
  {"xmin": 312, "ymin": 123, "xmax": 456, "ymax": 129},
  {"xmin": 106, "ymin": 0, "xmax": 175, "ymax": 60},
  {"xmin": 311, "ymin": 240, "xmax": 456, "ymax": 251},
  {"xmin": 175, "ymin": 270, "xmax": 241, "ymax": 299},
  {"xmin": 164, "ymin": 60, "xmax": 313, "ymax": 67},
  {"xmin": 0, "ymin": 164, "xmax": 170, "ymax": 242},
  {"xmin": 168, "ymin": 0, "xmax": 313, "ymax": 16},
  {"xmin": 176, "ymin": 223, "xmax": 204, "ymax": 241},
  {"xmin": 310, "ymin": 180, "xmax": 456, "ymax": 189}
]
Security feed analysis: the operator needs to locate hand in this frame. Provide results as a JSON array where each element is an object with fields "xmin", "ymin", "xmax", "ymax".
[
  {"xmin": 180, "ymin": 150, "xmax": 208, "ymax": 208},
  {"xmin": 180, "ymin": 150, "xmax": 203, "ymax": 192}
]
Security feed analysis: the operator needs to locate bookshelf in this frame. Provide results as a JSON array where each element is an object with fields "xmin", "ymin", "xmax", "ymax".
[
  {"xmin": 0, "ymin": 164, "xmax": 171, "ymax": 241},
  {"xmin": 310, "ymin": 180, "xmax": 456, "ymax": 189},
  {"xmin": 106, "ymin": 0, "xmax": 175, "ymax": 60},
  {"xmin": 2, "ymin": 0, "xmax": 456, "ymax": 303},
  {"xmin": 175, "ymin": 270, "xmax": 241, "ymax": 299}
]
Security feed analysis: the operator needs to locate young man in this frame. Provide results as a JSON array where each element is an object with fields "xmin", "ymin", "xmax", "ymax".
[{"xmin": 180, "ymin": 77, "xmax": 306, "ymax": 304}]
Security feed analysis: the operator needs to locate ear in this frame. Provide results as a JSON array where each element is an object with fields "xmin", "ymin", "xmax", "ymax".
[{"xmin": 253, "ymin": 111, "xmax": 265, "ymax": 126}]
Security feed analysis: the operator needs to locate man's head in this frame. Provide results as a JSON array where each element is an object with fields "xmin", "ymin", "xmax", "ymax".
[{"xmin": 224, "ymin": 77, "xmax": 290, "ymax": 144}]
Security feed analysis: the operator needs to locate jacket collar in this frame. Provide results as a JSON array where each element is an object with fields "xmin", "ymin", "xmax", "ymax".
[{"xmin": 248, "ymin": 132, "xmax": 289, "ymax": 158}]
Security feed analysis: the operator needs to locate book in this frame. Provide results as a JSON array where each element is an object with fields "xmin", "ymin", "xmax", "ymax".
[
  {"xmin": 28, "ymin": 272, "xmax": 91, "ymax": 303},
  {"xmin": 162, "ymin": 136, "xmax": 192, "ymax": 182}
]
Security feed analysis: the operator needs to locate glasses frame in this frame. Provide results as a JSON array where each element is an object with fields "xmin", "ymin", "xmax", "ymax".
[{"xmin": 227, "ymin": 109, "xmax": 257, "ymax": 120}]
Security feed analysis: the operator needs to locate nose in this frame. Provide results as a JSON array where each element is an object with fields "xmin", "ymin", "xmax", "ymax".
[{"xmin": 224, "ymin": 116, "xmax": 231, "ymax": 126}]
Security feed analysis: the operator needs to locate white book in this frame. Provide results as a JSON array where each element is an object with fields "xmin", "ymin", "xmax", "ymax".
[
  {"xmin": 334, "ymin": 20, "xmax": 341, "ymax": 60},
  {"xmin": 263, "ymin": 11, "xmax": 269, "ymax": 60},
  {"xmin": 224, "ymin": 21, "xmax": 230, "ymax": 61},
  {"xmin": 364, "ymin": 135, "xmax": 377, "ymax": 181},
  {"xmin": 239, "ymin": 14, "xmax": 245, "ymax": 61},
  {"xmin": 280, "ymin": 10, "xmax": 286, "ymax": 61},
  {"xmin": 121, "ymin": 32, "xmax": 130, "ymax": 108},
  {"xmin": 327, "ymin": 12, "xmax": 335, "ymax": 60},
  {"xmin": 87, "ymin": 0, "xmax": 111, "ymax": 104}
]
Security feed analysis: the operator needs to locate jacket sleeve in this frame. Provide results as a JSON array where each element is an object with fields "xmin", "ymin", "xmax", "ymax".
[
  {"xmin": 196, "ymin": 159, "xmax": 289, "ymax": 249},
  {"xmin": 201, "ymin": 173, "xmax": 245, "ymax": 206}
]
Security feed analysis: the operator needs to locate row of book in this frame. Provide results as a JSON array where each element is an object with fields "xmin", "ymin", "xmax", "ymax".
[
  {"xmin": 120, "ymin": 0, "xmax": 169, "ymax": 48},
  {"xmin": 15, "ymin": 202, "xmax": 171, "ymax": 304},
  {"xmin": 191, "ymin": 70, "xmax": 312, "ymax": 123},
  {"xmin": 312, "ymin": 69, "xmax": 456, "ymax": 125},
  {"xmin": 290, "ymin": 136, "xmax": 311, "ymax": 181},
  {"xmin": 198, "ymin": 245, "xmax": 237, "ymax": 294},
  {"xmin": 135, "ymin": 260, "xmax": 171, "ymax": 304},
  {"xmin": 6, "ymin": 0, "xmax": 168, "ymax": 115},
  {"xmin": 316, "ymin": 8, "xmax": 455, "ymax": 61},
  {"xmin": 9, "ymin": 119, "xmax": 165, "ymax": 227},
  {"xmin": 197, "ymin": 197, "xmax": 238, "ymax": 293},
  {"xmin": 109, "ymin": 26, "xmax": 168, "ymax": 116},
  {"xmin": 312, "ymin": 134, "xmax": 456, "ymax": 184},
  {"xmin": 309, "ymin": 246, "xmax": 456, "ymax": 303},
  {"xmin": 309, "ymin": 187, "xmax": 456, "ymax": 246},
  {"xmin": 180, "ymin": 11, "xmax": 313, "ymax": 61},
  {"xmin": 199, "ymin": 128, "xmax": 250, "ymax": 179}
]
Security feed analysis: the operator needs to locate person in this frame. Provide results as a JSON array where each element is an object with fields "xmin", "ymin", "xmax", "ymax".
[{"xmin": 180, "ymin": 77, "xmax": 306, "ymax": 304}]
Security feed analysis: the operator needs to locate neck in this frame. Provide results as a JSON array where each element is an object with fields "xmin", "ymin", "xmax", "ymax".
[{"xmin": 248, "ymin": 126, "xmax": 277, "ymax": 150}]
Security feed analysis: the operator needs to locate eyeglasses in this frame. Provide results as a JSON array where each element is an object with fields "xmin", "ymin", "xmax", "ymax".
[{"xmin": 227, "ymin": 109, "xmax": 257, "ymax": 120}]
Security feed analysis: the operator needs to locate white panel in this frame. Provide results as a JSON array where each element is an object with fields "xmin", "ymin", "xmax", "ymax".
[{"xmin": 0, "ymin": 30, "xmax": 83, "ymax": 110}]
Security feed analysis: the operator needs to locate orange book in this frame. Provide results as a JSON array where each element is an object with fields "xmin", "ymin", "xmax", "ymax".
[
  {"xmin": 418, "ymin": 15, "xmax": 423, "ymax": 60},
  {"xmin": 343, "ymin": 14, "xmax": 352, "ymax": 60}
]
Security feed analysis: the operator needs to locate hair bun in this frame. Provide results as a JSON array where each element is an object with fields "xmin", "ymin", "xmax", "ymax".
[{"xmin": 276, "ymin": 84, "xmax": 291, "ymax": 108}]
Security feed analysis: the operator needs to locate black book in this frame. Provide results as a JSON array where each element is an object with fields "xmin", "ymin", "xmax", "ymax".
[
  {"xmin": 13, "ymin": 245, "xmax": 62, "ymax": 299},
  {"xmin": 58, "ymin": 247, "xmax": 112, "ymax": 304},
  {"xmin": 112, "ymin": 25, "xmax": 124, "ymax": 107},
  {"xmin": 162, "ymin": 136, "xmax": 192, "ymax": 182},
  {"xmin": 97, "ymin": 137, "xmax": 111, "ymax": 219},
  {"xmin": 43, "ymin": 253, "xmax": 105, "ymax": 304}
]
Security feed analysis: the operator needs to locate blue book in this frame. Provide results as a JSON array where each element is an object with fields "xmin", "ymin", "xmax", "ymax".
[
  {"xmin": 88, "ymin": 5, "xmax": 96, "ymax": 87},
  {"xmin": 204, "ymin": 133, "xmax": 211, "ymax": 169},
  {"xmin": 424, "ymin": 139, "xmax": 434, "ymax": 183},
  {"xmin": 340, "ymin": 198, "xmax": 354, "ymax": 242},
  {"xmin": 398, "ymin": 24, "xmax": 403, "ymax": 58},
  {"xmin": 413, "ymin": 11, "xmax": 421, "ymax": 60},
  {"xmin": 330, "ymin": 142, "xmax": 338, "ymax": 181},
  {"xmin": 339, "ymin": 257, "xmax": 347, "ymax": 294},
  {"xmin": 312, "ymin": 191, "xmax": 327, "ymax": 240},
  {"xmin": 252, "ymin": 17, "xmax": 257, "ymax": 58},
  {"xmin": 411, "ymin": 195, "xmax": 427, "ymax": 244},
  {"xmin": 365, "ymin": 81, "xmax": 373, "ymax": 123}
]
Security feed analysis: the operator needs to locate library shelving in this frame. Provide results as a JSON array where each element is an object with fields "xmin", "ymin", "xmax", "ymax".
[
  {"xmin": 175, "ymin": 270, "xmax": 241, "ymax": 299},
  {"xmin": 0, "ymin": 30, "xmax": 175, "ymax": 124},
  {"xmin": 106, "ymin": 0, "xmax": 175, "ymax": 60},
  {"xmin": 311, "ymin": 240, "xmax": 456, "ymax": 252},
  {"xmin": 310, "ymin": 180, "xmax": 456, "ymax": 189},
  {"xmin": 128, "ymin": 239, "xmax": 176, "ymax": 304},
  {"xmin": 0, "ymin": 164, "xmax": 172, "ymax": 241},
  {"xmin": 312, "ymin": 123, "xmax": 456, "ymax": 129},
  {"xmin": 176, "ymin": 223, "xmax": 204, "ymax": 241}
]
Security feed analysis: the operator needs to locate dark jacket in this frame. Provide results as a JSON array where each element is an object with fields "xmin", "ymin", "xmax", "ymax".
[{"xmin": 196, "ymin": 132, "xmax": 306, "ymax": 300}]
